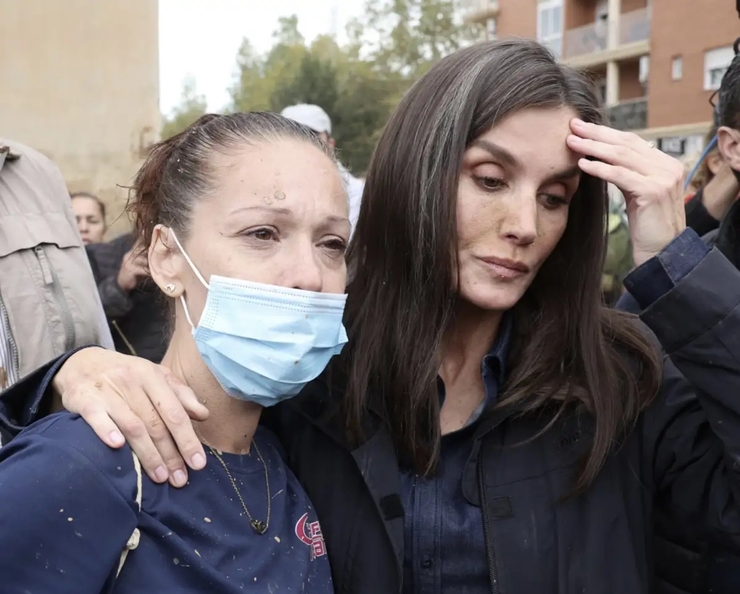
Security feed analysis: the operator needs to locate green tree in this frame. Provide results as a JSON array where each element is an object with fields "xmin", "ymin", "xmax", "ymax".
[
  {"xmin": 161, "ymin": 77, "xmax": 208, "ymax": 139},
  {"xmin": 226, "ymin": 3, "xmax": 473, "ymax": 173},
  {"xmin": 229, "ymin": 39, "xmax": 271, "ymax": 112},
  {"xmin": 350, "ymin": 0, "xmax": 475, "ymax": 78},
  {"xmin": 270, "ymin": 52, "xmax": 339, "ymax": 115}
]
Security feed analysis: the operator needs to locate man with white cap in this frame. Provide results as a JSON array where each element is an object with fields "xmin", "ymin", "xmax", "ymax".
[{"xmin": 280, "ymin": 104, "xmax": 364, "ymax": 235}]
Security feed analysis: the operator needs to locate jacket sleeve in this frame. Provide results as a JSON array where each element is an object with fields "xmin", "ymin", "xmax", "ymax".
[
  {"xmin": 98, "ymin": 274, "xmax": 134, "ymax": 319},
  {"xmin": 88, "ymin": 234, "xmax": 135, "ymax": 319},
  {"xmin": 0, "ymin": 348, "xmax": 90, "ymax": 440},
  {"xmin": 0, "ymin": 419, "xmax": 138, "ymax": 592},
  {"xmin": 640, "ymin": 246, "xmax": 740, "ymax": 548}
]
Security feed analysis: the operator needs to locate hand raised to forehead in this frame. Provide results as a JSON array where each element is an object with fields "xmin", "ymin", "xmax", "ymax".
[{"xmin": 566, "ymin": 119, "xmax": 686, "ymax": 267}]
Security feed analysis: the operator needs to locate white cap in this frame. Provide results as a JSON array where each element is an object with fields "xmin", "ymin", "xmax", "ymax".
[{"xmin": 280, "ymin": 104, "xmax": 332, "ymax": 135}]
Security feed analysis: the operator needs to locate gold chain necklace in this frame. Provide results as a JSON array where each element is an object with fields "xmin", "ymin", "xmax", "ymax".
[{"xmin": 198, "ymin": 434, "xmax": 271, "ymax": 535}]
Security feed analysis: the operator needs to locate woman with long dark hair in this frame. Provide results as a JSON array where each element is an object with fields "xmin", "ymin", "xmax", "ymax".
[{"xmin": 4, "ymin": 39, "xmax": 740, "ymax": 593}]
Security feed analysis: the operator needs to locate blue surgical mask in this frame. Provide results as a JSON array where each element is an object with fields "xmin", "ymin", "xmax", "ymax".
[{"xmin": 170, "ymin": 230, "xmax": 348, "ymax": 407}]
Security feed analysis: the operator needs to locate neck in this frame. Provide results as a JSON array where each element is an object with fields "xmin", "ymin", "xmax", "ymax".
[
  {"xmin": 439, "ymin": 300, "xmax": 503, "ymax": 386},
  {"xmin": 162, "ymin": 329, "xmax": 262, "ymax": 455}
]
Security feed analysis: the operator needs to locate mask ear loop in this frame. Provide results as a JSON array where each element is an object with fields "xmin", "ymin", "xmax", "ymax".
[{"xmin": 168, "ymin": 228, "xmax": 209, "ymax": 330}]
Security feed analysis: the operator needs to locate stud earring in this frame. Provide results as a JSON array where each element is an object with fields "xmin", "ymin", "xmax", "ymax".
[{"xmin": 165, "ymin": 284, "xmax": 176, "ymax": 293}]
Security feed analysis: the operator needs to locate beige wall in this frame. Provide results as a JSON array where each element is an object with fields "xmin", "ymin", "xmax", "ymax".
[{"xmin": 0, "ymin": 0, "xmax": 160, "ymax": 237}]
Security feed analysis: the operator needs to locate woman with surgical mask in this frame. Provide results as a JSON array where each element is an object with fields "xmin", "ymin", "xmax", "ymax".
[
  {"xmin": 0, "ymin": 113, "xmax": 347, "ymax": 593},
  {"xmin": 5, "ymin": 40, "xmax": 740, "ymax": 594}
]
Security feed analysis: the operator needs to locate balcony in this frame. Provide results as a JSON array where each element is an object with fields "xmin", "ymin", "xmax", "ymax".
[
  {"xmin": 462, "ymin": 0, "xmax": 499, "ymax": 24},
  {"xmin": 563, "ymin": 7, "xmax": 651, "ymax": 67},
  {"xmin": 606, "ymin": 98, "xmax": 647, "ymax": 131}
]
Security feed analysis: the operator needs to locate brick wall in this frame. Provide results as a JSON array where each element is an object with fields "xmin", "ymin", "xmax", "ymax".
[{"xmin": 648, "ymin": 0, "xmax": 739, "ymax": 128}]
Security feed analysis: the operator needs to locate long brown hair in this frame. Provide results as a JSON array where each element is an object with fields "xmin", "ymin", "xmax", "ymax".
[{"xmin": 343, "ymin": 39, "xmax": 661, "ymax": 492}]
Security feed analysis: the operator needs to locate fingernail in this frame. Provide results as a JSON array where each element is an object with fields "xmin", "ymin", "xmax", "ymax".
[
  {"xmin": 572, "ymin": 118, "xmax": 586, "ymax": 126},
  {"xmin": 154, "ymin": 466, "xmax": 169, "ymax": 482},
  {"xmin": 173, "ymin": 469, "xmax": 188, "ymax": 487},
  {"xmin": 109, "ymin": 431, "xmax": 124, "ymax": 446},
  {"xmin": 190, "ymin": 453, "xmax": 206, "ymax": 469}
]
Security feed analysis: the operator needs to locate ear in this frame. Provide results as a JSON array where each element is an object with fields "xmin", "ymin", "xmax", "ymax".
[
  {"xmin": 717, "ymin": 126, "xmax": 740, "ymax": 172},
  {"xmin": 148, "ymin": 224, "xmax": 185, "ymax": 298},
  {"xmin": 706, "ymin": 149, "xmax": 724, "ymax": 176}
]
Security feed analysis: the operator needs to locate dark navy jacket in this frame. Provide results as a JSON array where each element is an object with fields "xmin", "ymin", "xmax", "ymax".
[
  {"xmin": 5, "ymin": 230, "xmax": 740, "ymax": 593},
  {"xmin": 617, "ymin": 202, "xmax": 740, "ymax": 594}
]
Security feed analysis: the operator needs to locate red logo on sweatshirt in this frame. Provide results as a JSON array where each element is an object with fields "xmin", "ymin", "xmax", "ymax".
[{"xmin": 295, "ymin": 513, "xmax": 327, "ymax": 559}]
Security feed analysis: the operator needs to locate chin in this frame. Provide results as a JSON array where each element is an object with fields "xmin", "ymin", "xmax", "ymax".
[{"xmin": 459, "ymin": 276, "xmax": 532, "ymax": 313}]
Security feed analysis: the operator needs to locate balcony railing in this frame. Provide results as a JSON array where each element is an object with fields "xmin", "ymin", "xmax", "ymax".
[
  {"xmin": 620, "ymin": 7, "xmax": 650, "ymax": 46},
  {"xmin": 606, "ymin": 98, "xmax": 647, "ymax": 131},
  {"xmin": 563, "ymin": 21, "xmax": 607, "ymax": 59},
  {"xmin": 563, "ymin": 8, "xmax": 651, "ymax": 60}
]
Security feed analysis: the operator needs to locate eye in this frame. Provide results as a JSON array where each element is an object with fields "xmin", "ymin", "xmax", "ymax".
[
  {"xmin": 474, "ymin": 176, "xmax": 507, "ymax": 191},
  {"xmin": 540, "ymin": 194, "xmax": 569, "ymax": 210},
  {"xmin": 321, "ymin": 238, "xmax": 347, "ymax": 254},
  {"xmin": 247, "ymin": 227, "xmax": 278, "ymax": 241}
]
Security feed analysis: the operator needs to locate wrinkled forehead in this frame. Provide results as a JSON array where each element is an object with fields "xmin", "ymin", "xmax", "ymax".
[{"xmin": 201, "ymin": 140, "xmax": 349, "ymax": 221}]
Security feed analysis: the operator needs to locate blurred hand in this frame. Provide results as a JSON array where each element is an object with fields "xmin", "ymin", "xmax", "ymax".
[
  {"xmin": 117, "ymin": 249, "xmax": 149, "ymax": 292},
  {"xmin": 701, "ymin": 160, "xmax": 740, "ymax": 221},
  {"xmin": 52, "ymin": 347, "xmax": 209, "ymax": 487},
  {"xmin": 567, "ymin": 119, "xmax": 686, "ymax": 268}
]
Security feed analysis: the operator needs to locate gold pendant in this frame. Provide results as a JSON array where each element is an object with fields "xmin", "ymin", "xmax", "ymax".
[{"xmin": 251, "ymin": 519, "xmax": 267, "ymax": 535}]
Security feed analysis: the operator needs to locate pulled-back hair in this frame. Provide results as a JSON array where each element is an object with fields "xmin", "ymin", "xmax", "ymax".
[
  {"xmin": 344, "ymin": 39, "xmax": 661, "ymax": 493},
  {"xmin": 129, "ymin": 112, "xmax": 336, "ymax": 252},
  {"xmin": 70, "ymin": 191, "xmax": 106, "ymax": 220}
]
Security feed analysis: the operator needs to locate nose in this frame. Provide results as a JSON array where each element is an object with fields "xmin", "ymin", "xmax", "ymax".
[
  {"xmin": 500, "ymin": 193, "xmax": 538, "ymax": 246},
  {"xmin": 286, "ymin": 246, "xmax": 323, "ymax": 293}
]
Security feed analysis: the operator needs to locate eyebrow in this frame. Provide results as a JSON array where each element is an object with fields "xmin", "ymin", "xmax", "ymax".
[
  {"xmin": 229, "ymin": 205, "xmax": 349, "ymax": 225},
  {"xmin": 470, "ymin": 139, "xmax": 581, "ymax": 183},
  {"xmin": 470, "ymin": 139, "xmax": 520, "ymax": 169}
]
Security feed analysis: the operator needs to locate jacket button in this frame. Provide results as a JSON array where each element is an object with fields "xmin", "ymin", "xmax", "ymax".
[{"xmin": 421, "ymin": 555, "xmax": 432, "ymax": 569}]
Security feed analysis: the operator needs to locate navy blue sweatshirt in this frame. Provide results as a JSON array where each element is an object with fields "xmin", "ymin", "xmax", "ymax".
[{"xmin": 0, "ymin": 412, "xmax": 333, "ymax": 593}]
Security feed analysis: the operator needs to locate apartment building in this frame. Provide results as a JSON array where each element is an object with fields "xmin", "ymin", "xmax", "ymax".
[
  {"xmin": 0, "ymin": 0, "xmax": 160, "ymax": 236},
  {"xmin": 463, "ymin": 0, "xmax": 740, "ymax": 158}
]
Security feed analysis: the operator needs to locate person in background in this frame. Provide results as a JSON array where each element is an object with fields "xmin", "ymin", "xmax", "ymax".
[
  {"xmin": 0, "ymin": 139, "xmax": 113, "ymax": 402},
  {"xmin": 281, "ymin": 104, "xmax": 364, "ymax": 234},
  {"xmin": 87, "ymin": 232, "xmax": 168, "ymax": 362},
  {"xmin": 70, "ymin": 191, "xmax": 107, "ymax": 244},
  {"xmin": 685, "ymin": 129, "xmax": 740, "ymax": 237},
  {"xmin": 617, "ymin": 52, "xmax": 740, "ymax": 594},
  {"xmin": 0, "ymin": 112, "xmax": 341, "ymax": 593},
  {"xmin": 601, "ymin": 190, "xmax": 633, "ymax": 306}
]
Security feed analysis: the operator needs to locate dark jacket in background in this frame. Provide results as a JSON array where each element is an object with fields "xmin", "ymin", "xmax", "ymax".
[
  {"xmin": 685, "ymin": 188, "xmax": 722, "ymax": 238},
  {"xmin": 86, "ymin": 233, "xmax": 168, "ymax": 363},
  {"xmin": 617, "ymin": 202, "xmax": 740, "ymax": 594}
]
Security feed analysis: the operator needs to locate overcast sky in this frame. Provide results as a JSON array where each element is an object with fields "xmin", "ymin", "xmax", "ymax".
[{"xmin": 159, "ymin": 0, "xmax": 367, "ymax": 114}]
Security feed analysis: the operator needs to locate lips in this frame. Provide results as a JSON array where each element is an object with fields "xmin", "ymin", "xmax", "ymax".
[{"xmin": 478, "ymin": 256, "xmax": 531, "ymax": 279}]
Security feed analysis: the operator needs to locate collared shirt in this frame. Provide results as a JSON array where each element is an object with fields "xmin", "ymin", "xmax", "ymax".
[{"xmin": 400, "ymin": 315, "xmax": 513, "ymax": 594}]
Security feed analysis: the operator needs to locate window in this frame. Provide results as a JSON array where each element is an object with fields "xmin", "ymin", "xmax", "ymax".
[
  {"xmin": 537, "ymin": 0, "xmax": 563, "ymax": 60},
  {"xmin": 671, "ymin": 56, "xmax": 683, "ymax": 81},
  {"xmin": 704, "ymin": 46, "xmax": 735, "ymax": 91}
]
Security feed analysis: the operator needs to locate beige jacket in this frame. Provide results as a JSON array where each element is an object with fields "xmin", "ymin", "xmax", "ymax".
[{"xmin": 0, "ymin": 138, "xmax": 113, "ymax": 389}]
